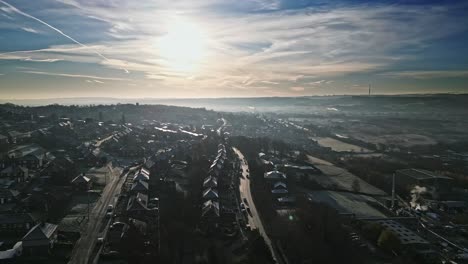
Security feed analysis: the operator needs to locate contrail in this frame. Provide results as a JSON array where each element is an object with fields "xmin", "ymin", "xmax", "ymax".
[{"xmin": 0, "ymin": 0, "xmax": 129, "ymax": 73}]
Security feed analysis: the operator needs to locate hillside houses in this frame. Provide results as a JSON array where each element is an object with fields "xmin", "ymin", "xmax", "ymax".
[
  {"xmin": 8, "ymin": 144, "xmax": 54, "ymax": 169},
  {"xmin": 200, "ymin": 143, "xmax": 227, "ymax": 232}
]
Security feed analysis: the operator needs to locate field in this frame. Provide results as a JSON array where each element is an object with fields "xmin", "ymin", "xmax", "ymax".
[
  {"xmin": 312, "ymin": 137, "xmax": 371, "ymax": 153},
  {"xmin": 307, "ymin": 155, "xmax": 387, "ymax": 196}
]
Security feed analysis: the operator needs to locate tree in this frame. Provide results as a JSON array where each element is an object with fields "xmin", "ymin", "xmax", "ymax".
[
  {"xmin": 378, "ymin": 229, "xmax": 401, "ymax": 253},
  {"xmin": 352, "ymin": 178, "xmax": 361, "ymax": 193}
]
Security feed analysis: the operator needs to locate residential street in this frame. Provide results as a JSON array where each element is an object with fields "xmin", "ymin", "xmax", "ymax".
[
  {"xmin": 233, "ymin": 147, "xmax": 282, "ymax": 264},
  {"xmin": 68, "ymin": 165, "xmax": 126, "ymax": 264}
]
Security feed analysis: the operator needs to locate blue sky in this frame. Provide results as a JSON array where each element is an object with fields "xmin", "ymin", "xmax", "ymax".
[{"xmin": 0, "ymin": 0, "xmax": 467, "ymax": 99}]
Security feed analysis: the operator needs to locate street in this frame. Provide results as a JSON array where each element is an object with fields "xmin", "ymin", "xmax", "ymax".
[
  {"xmin": 68, "ymin": 165, "xmax": 126, "ymax": 264},
  {"xmin": 233, "ymin": 147, "xmax": 282, "ymax": 264}
]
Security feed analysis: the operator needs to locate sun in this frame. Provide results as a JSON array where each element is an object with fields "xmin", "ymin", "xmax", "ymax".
[{"xmin": 157, "ymin": 19, "xmax": 206, "ymax": 73}]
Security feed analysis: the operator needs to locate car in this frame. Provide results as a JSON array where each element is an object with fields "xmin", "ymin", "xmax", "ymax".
[
  {"xmin": 97, "ymin": 237, "xmax": 104, "ymax": 244},
  {"xmin": 107, "ymin": 204, "xmax": 113, "ymax": 212},
  {"xmin": 105, "ymin": 212, "xmax": 113, "ymax": 218},
  {"xmin": 246, "ymin": 175, "xmax": 250, "ymax": 179},
  {"xmin": 240, "ymin": 203, "xmax": 245, "ymax": 209},
  {"xmin": 243, "ymin": 198, "xmax": 248, "ymax": 205},
  {"xmin": 246, "ymin": 207, "xmax": 252, "ymax": 216}
]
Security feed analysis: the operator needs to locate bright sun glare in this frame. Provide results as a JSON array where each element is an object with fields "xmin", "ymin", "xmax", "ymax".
[{"xmin": 157, "ymin": 19, "xmax": 206, "ymax": 73}]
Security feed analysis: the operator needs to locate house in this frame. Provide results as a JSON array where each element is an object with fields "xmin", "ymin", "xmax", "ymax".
[
  {"xmin": 127, "ymin": 192, "xmax": 149, "ymax": 219},
  {"xmin": 0, "ymin": 188, "xmax": 20, "ymax": 204},
  {"xmin": 21, "ymin": 223, "xmax": 58, "ymax": 255},
  {"xmin": 7, "ymin": 131, "xmax": 30, "ymax": 144},
  {"xmin": 202, "ymin": 188, "xmax": 219, "ymax": 201},
  {"xmin": 40, "ymin": 156, "xmax": 76, "ymax": 184},
  {"xmin": 264, "ymin": 171, "xmax": 287, "ymax": 181},
  {"xmin": 203, "ymin": 176, "xmax": 218, "ymax": 189},
  {"xmin": 0, "ymin": 213, "xmax": 36, "ymax": 234},
  {"xmin": 85, "ymin": 148, "xmax": 109, "ymax": 166},
  {"xmin": 201, "ymin": 200, "xmax": 220, "ymax": 218},
  {"xmin": 0, "ymin": 165, "xmax": 28, "ymax": 183},
  {"xmin": 271, "ymin": 181, "xmax": 288, "ymax": 196},
  {"xmin": 133, "ymin": 168, "xmax": 150, "ymax": 182},
  {"xmin": 277, "ymin": 163, "xmax": 321, "ymax": 181},
  {"xmin": 71, "ymin": 174, "xmax": 92, "ymax": 190},
  {"xmin": 8, "ymin": 144, "xmax": 54, "ymax": 169},
  {"xmin": 273, "ymin": 181, "xmax": 287, "ymax": 190},
  {"xmin": 130, "ymin": 180, "xmax": 149, "ymax": 194}
]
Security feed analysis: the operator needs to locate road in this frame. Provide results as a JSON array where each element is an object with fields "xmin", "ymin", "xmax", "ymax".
[
  {"xmin": 94, "ymin": 134, "xmax": 114, "ymax": 148},
  {"xmin": 68, "ymin": 165, "xmax": 126, "ymax": 264},
  {"xmin": 233, "ymin": 147, "xmax": 282, "ymax": 264},
  {"xmin": 217, "ymin": 117, "xmax": 227, "ymax": 136}
]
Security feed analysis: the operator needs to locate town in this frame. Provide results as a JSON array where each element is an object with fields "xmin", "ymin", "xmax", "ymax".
[{"xmin": 0, "ymin": 96, "xmax": 467, "ymax": 264}]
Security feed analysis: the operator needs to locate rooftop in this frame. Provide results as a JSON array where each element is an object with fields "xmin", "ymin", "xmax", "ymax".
[
  {"xmin": 375, "ymin": 219, "xmax": 428, "ymax": 245},
  {"xmin": 397, "ymin": 169, "xmax": 452, "ymax": 181}
]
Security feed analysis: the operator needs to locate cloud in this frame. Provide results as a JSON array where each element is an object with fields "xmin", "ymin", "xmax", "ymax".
[
  {"xmin": 21, "ymin": 27, "xmax": 38, "ymax": 34},
  {"xmin": 20, "ymin": 70, "xmax": 130, "ymax": 81},
  {"xmin": 290, "ymin": 86, "xmax": 304, "ymax": 91},
  {"xmin": 381, "ymin": 70, "xmax": 468, "ymax": 79},
  {"xmin": 260, "ymin": 80, "xmax": 279, "ymax": 85},
  {"xmin": 0, "ymin": 53, "xmax": 62, "ymax": 62},
  {"xmin": 1, "ymin": 0, "xmax": 468, "ymax": 97},
  {"xmin": 308, "ymin": 80, "xmax": 326, "ymax": 85},
  {"xmin": 0, "ymin": 0, "xmax": 129, "ymax": 73}
]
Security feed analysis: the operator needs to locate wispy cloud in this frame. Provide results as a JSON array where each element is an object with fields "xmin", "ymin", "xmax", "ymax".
[
  {"xmin": 20, "ymin": 70, "xmax": 130, "ymax": 81},
  {"xmin": 1, "ymin": 0, "xmax": 467, "ymax": 97},
  {"xmin": 21, "ymin": 27, "xmax": 38, "ymax": 34},
  {"xmin": 381, "ymin": 70, "xmax": 468, "ymax": 79},
  {"xmin": 0, "ymin": 0, "xmax": 129, "ymax": 73},
  {"xmin": 0, "ymin": 53, "xmax": 62, "ymax": 62},
  {"xmin": 290, "ymin": 86, "xmax": 304, "ymax": 92}
]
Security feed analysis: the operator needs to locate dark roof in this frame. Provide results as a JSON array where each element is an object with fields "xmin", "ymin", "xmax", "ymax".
[
  {"xmin": 71, "ymin": 175, "xmax": 91, "ymax": 184},
  {"xmin": 202, "ymin": 188, "xmax": 219, "ymax": 200},
  {"xmin": 203, "ymin": 176, "xmax": 218, "ymax": 189},
  {"xmin": 0, "ymin": 213, "xmax": 35, "ymax": 225},
  {"xmin": 264, "ymin": 171, "xmax": 287, "ymax": 180},
  {"xmin": 1, "ymin": 165, "xmax": 27, "ymax": 174},
  {"xmin": 127, "ymin": 193, "xmax": 149, "ymax": 211},
  {"xmin": 131, "ymin": 180, "xmax": 149, "ymax": 192},
  {"xmin": 22, "ymin": 223, "xmax": 57, "ymax": 242},
  {"xmin": 202, "ymin": 200, "xmax": 220, "ymax": 218},
  {"xmin": 273, "ymin": 181, "xmax": 287, "ymax": 189},
  {"xmin": 0, "ymin": 188, "xmax": 20, "ymax": 199}
]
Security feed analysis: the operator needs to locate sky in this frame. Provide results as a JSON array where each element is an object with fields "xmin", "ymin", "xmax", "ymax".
[{"xmin": 0, "ymin": 0, "xmax": 467, "ymax": 99}]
